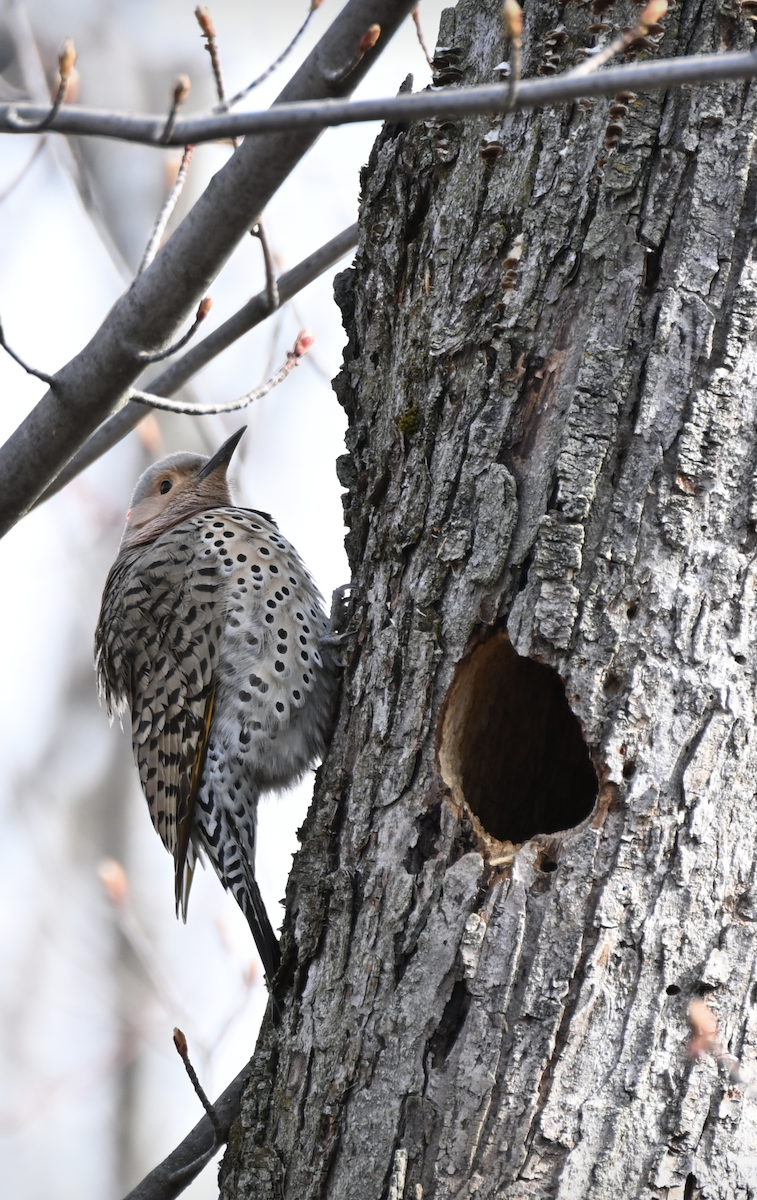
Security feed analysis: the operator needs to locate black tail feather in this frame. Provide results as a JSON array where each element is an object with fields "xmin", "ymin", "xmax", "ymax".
[{"xmin": 241, "ymin": 874, "xmax": 281, "ymax": 986}]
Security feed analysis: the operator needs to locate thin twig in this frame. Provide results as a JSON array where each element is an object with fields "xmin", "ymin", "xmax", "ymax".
[
  {"xmin": 502, "ymin": 0, "xmax": 522, "ymax": 112},
  {"xmin": 224, "ymin": 1, "xmax": 324, "ymax": 109},
  {"xmin": 137, "ymin": 145, "xmax": 194, "ymax": 276},
  {"xmin": 0, "ymin": 0, "xmax": 420, "ymax": 544},
  {"xmin": 0, "ymin": 316, "xmax": 55, "ymax": 384},
  {"xmin": 195, "ymin": 7, "xmax": 228, "ymax": 107},
  {"xmin": 195, "ymin": 6, "xmax": 240, "ymax": 154},
  {"xmin": 251, "ymin": 222, "xmax": 280, "ymax": 312},
  {"xmin": 411, "ymin": 6, "xmax": 432, "ymax": 69},
  {"xmin": 5, "ymin": 37, "xmax": 76, "ymax": 132},
  {"xmin": 135, "ymin": 298, "xmax": 212, "ymax": 363},
  {"xmin": 5, "ymin": 47, "xmax": 754, "ymax": 145},
  {"xmin": 322, "ymin": 23, "xmax": 381, "ymax": 85},
  {"xmin": 36, "ymin": 223, "xmax": 358, "ymax": 506},
  {"xmin": 172, "ymin": 1029, "xmax": 224, "ymax": 1142},
  {"xmin": 566, "ymin": 0, "xmax": 668, "ymax": 80},
  {"xmin": 160, "ymin": 76, "xmax": 191, "ymax": 144},
  {"xmin": 128, "ymin": 330, "xmax": 313, "ymax": 414}
]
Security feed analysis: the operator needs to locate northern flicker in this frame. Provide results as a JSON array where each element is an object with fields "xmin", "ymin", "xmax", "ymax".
[{"xmin": 95, "ymin": 427, "xmax": 339, "ymax": 989}]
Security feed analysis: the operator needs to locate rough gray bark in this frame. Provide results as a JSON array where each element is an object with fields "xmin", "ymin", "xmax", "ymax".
[{"xmin": 221, "ymin": 0, "xmax": 757, "ymax": 1197}]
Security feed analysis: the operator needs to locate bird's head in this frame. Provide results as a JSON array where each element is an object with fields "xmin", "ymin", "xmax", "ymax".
[{"xmin": 119, "ymin": 426, "xmax": 246, "ymax": 551}]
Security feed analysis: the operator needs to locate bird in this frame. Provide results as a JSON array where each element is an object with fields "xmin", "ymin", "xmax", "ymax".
[{"xmin": 95, "ymin": 426, "xmax": 339, "ymax": 991}]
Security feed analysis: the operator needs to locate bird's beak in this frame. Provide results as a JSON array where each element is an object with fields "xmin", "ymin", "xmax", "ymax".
[{"xmin": 195, "ymin": 426, "xmax": 246, "ymax": 481}]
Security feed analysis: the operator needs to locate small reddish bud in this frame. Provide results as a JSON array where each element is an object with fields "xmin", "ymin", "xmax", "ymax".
[
  {"xmin": 194, "ymin": 6, "xmax": 216, "ymax": 38},
  {"xmin": 358, "ymin": 24, "xmax": 381, "ymax": 55},
  {"xmin": 173, "ymin": 1027, "xmax": 188, "ymax": 1057},
  {"xmin": 58, "ymin": 38, "xmax": 77, "ymax": 82},
  {"xmin": 98, "ymin": 858, "xmax": 129, "ymax": 905},
  {"xmin": 196, "ymin": 297, "xmax": 213, "ymax": 321},
  {"xmin": 310, "ymin": 0, "xmax": 324, "ymax": 8},
  {"xmin": 503, "ymin": 0, "xmax": 523, "ymax": 41},
  {"xmin": 294, "ymin": 329, "xmax": 315, "ymax": 357},
  {"xmin": 173, "ymin": 74, "xmax": 191, "ymax": 104}
]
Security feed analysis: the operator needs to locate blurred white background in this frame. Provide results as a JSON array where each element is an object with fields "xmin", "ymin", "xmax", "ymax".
[{"xmin": 0, "ymin": 1, "xmax": 446, "ymax": 1196}]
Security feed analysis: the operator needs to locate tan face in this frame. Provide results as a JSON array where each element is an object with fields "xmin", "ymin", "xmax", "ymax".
[
  {"xmin": 119, "ymin": 428, "xmax": 246, "ymax": 552},
  {"xmin": 125, "ymin": 463, "xmax": 197, "ymax": 537}
]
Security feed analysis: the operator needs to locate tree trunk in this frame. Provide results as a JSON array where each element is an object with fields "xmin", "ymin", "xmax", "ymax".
[{"xmin": 220, "ymin": 0, "xmax": 757, "ymax": 1196}]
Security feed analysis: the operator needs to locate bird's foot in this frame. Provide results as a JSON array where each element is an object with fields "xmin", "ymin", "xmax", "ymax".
[{"xmin": 321, "ymin": 582, "xmax": 357, "ymax": 648}]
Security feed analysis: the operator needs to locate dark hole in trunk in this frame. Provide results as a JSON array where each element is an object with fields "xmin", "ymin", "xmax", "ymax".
[{"xmin": 438, "ymin": 630, "xmax": 597, "ymax": 844}]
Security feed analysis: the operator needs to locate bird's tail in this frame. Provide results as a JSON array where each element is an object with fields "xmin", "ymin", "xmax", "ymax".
[{"xmin": 240, "ymin": 873, "xmax": 282, "ymax": 986}]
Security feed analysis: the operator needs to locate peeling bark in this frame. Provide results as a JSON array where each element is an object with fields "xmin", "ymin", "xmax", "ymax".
[{"xmin": 221, "ymin": 0, "xmax": 757, "ymax": 1196}]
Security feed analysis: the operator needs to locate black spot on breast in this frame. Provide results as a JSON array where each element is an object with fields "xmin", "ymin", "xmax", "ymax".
[
  {"xmin": 275, "ymin": 661, "xmax": 285, "ymax": 672},
  {"xmin": 293, "ymin": 690, "xmax": 301, "ymax": 700},
  {"xmin": 265, "ymin": 614, "xmax": 274, "ymax": 624},
  {"xmin": 276, "ymin": 702, "xmax": 284, "ymax": 713},
  {"xmin": 237, "ymin": 554, "xmax": 247, "ymax": 562},
  {"xmin": 239, "ymin": 690, "xmax": 251, "ymax": 701}
]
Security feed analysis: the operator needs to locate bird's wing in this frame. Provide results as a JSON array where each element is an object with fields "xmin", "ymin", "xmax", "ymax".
[{"xmin": 99, "ymin": 534, "xmax": 222, "ymax": 914}]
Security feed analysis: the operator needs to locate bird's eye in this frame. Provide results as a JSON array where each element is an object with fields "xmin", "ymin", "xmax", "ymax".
[{"xmin": 159, "ymin": 479, "xmax": 172, "ymax": 495}]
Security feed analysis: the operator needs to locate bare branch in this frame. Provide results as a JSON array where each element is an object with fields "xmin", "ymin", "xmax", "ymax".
[
  {"xmin": 224, "ymin": 1, "xmax": 324, "ymax": 108},
  {"xmin": 121, "ymin": 1061, "xmax": 252, "ymax": 1200},
  {"xmin": 172, "ymin": 1029, "xmax": 223, "ymax": 1143},
  {"xmin": 411, "ymin": 6, "xmax": 432, "ymax": 69},
  {"xmin": 129, "ymin": 330, "xmax": 313, "ymax": 414},
  {"xmin": 195, "ymin": 6, "xmax": 228, "ymax": 108},
  {"xmin": 5, "ymin": 37, "xmax": 76, "ymax": 132},
  {"xmin": 502, "ymin": 0, "xmax": 522, "ymax": 110},
  {"xmin": 566, "ymin": 0, "xmax": 668, "ymax": 79},
  {"xmin": 0, "ymin": 0, "xmax": 412, "ymax": 540},
  {"xmin": 160, "ymin": 75, "xmax": 191, "ymax": 144},
  {"xmin": 323, "ymin": 22, "xmax": 382, "ymax": 85},
  {"xmin": 137, "ymin": 145, "xmax": 195, "ymax": 276},
  {"xmin": 135, "ymin": 297, "xmax": 212, "ymax": 363},
  {"xmin": 0, "ymin": 316, "xmax": 55, "ymax": 384},
  {"xmin": 36, "ymin": 222, "xmax": 358, "ymax": 505},
  {"xmin": 3, "ymin": 49, "xmax": 757, "ymax": 145},
  {"xmin": 251, "ymin": 221, "xmax": 280, "ymax": 312}
]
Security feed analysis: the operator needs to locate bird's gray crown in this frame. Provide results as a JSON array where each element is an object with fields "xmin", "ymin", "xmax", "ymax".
[{"xmin": 129, "ymin": 452, "xmax": 207, "ymax": 507}]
